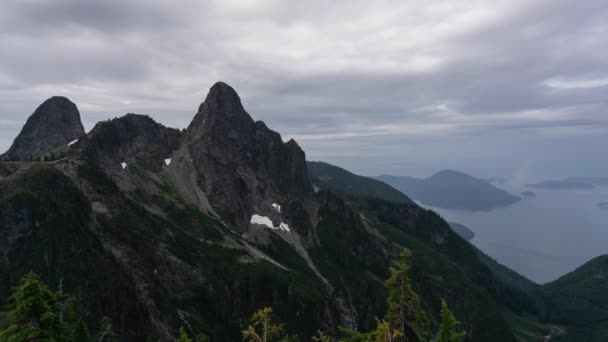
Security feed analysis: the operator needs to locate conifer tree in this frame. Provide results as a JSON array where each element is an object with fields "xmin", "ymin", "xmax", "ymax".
[
  {"xmin": 177, "ymin": 326, "xmax": 193, "ymax": 342},
  {"xmin": 0, "ymin": 272, "xmax": 69, "ymax": 341},
  {"xmin": 73, "ymin": 318, "xmax": 93, "ymax": 342},
  {"xmin": 242, "ymin": 307, "xmax": 286, "ymax": 342},
  {"xmin": 385, "ymin": 251, "xmax": 429, "ymax": 342},
  {"xmin": 96, "ymin": 316, "xmax": 118, "ymax": 342},
  {"xmin": 312, "ymin": 330, "xmax": 332, "ymax": 342},
  {"xmin": 195, "ymin": 333, "xmax": 210, "ymax": 342},
  {"xmin": 431, "ymin": 300, "xmax": 465, "ymax": 342}
]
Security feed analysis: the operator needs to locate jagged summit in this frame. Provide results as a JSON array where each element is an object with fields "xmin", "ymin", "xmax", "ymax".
[
  {"xmin": 1, "ymin": 96, "xmax": 85, "ymax": 161},
  {"xmin": 182, "ymin": 81, "xmax": 314, "ymax": 235},
  {"xmin": 188, "ymin": 81, "xmax": 254, "ymax": 137}
]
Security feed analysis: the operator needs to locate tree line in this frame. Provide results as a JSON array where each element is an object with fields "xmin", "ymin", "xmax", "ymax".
[{"xmin": 0, "ymin": 252, "xmax": 464, "ymax": 342}]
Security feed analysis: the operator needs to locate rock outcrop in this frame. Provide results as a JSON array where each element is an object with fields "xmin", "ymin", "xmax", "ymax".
[
  {"xmin": 185, "ymin": 82, "xmax": 315, "ymax": 239},
  {"xmin": 1, "ymin": 96, "xmax": 85, "ymax": 161}
]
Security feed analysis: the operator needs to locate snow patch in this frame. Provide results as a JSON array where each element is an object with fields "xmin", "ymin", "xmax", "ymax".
[
  {"xmin": 250, "ymin": 214, "xmax": 291, "ymax": 233},
  {"xmin": 313, "ymin": 185, "xmax": 320, "ymax": 193},
  {"xmin": 67, "ymin": 139, "xmax": 78, "ymax": 146},
  {"xmin": 120, "ymin": 162, "xmax": 127, "ymax": 169},
  {"xmin": 250, "ymin": 215, "xmax": 274, "ymax": 229},
  {"xmin": 272, "ymin": 203, "xmax": 281, "ymax": 213},
  {"xmin": 164, "ymin": 158, "xmax": 171, "ymax": 166}
]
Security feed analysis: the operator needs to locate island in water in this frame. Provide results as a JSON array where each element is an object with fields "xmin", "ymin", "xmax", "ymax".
[{"xmin": 526, "ymin": 177, "xmax": 608, "ymax": 190}]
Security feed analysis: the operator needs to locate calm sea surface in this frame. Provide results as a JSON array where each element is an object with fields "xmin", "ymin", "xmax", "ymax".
[{"xmin": 419, "ymin": 184, "xmax": 608, "ymax": 284}]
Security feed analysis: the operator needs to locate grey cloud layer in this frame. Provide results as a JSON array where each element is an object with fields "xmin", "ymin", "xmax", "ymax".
[{"xmin": 0, "ymin": 0, "xmax": 606, "ymax": 179}]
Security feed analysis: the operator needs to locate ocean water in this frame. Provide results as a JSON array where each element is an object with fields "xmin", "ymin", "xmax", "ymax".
[{"xmin": 419, "ymin": 184, "xmax": 608, "ymax": 284}]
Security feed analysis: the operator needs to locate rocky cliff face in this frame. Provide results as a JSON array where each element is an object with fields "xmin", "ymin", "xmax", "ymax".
[
  {"xmin": 185, "ymin": 82, "xmax": 316, "ymax": 240},
  {"xmin": 1, "ymin": 96, "xmax": 85, "ymax": 161}
]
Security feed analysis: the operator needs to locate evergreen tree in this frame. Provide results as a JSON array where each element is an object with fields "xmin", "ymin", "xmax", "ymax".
[
  {"xmin": 312, "ymin": 330, "xmax": 332, "ymax": 342},
  {"xmin": 431, "ymin": 300, "xmax": 465, "ymax": 342},
  {"xmin": 96, "ymin": 316, "xmax": 118, "ymax": 342},
  {"xmin": 0, "ymin": 272, "xmax": 69, "ymax": 341},
  {"xmin": 340, "ymin": 318, "xmax": 402, "ymax": 342},
  {"xmin": 339, "ymin": 326, "xmax": 370, "ymax": 342},
  {"xmin": 242, "ymin": 307, "xmax": 286, "ymax": 342},
  {"xmin": 195, "ymin": 333, "xmax": 210, "ymax": 342},
  {"xmin": 73, "ymin": 318, "xmax": 92, "ymax": 342},
  {"xmin": 177, "ymin": 326, "xmax": 193, "ymax": 342},
  {"xmin": 385, "ymin": 251, "xmax": 429, "ymax": 342}
]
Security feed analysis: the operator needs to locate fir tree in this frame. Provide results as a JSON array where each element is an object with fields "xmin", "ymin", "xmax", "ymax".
[
  {"xmin": 385, "ymin": 251, "xmax": 429, "ymax": 342},
  {"xmin": 96, "ymin": 316, "xmax": 118, "ymax": 342},
  {"xmin": 0, "ymin": 272, "xmax": 69, "ymax": 341},
  {"xmin": 431, "ymin": 300, "xmax": 465, "ymax": 342},
  {"xmin": 340, "ymin": 318, "xmax": 402, "ymax": 342},
  {"xmin": 73, "ymin": 318, "xmax": 93, "ymax": 342},
  {"xmin": 177, "ymin": 326, "xmax": 193, "ymax": 342},
  {"xmin": 195, "ymin": 333, "xmax": 210, "ymax": 342},
  {"xmin": 242, "ymin": 307, "xmax": 286, "ymax": 342},
  {"xmin": 312, "ymin": 330, "xmax": 332, "ymax": 342}
]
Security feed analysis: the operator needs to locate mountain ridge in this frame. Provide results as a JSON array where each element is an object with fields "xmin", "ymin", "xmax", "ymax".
[{"xmin": 377, "ymin": 170, "xmax": 521, "ymax": 211}]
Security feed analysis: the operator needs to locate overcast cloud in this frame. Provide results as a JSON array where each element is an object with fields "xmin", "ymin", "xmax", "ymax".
[{"xmin": 0, "ymin": 0, "xmax": 606, "ymax": 180}]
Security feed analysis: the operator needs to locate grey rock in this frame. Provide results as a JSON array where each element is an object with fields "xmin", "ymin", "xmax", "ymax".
[
  {"xmin": 1, "ymin": 96, "xmax": 85, "ymax": 161},
  {"xmin": 185, "ymin": 82, "xmax": 316, "ymax": 239}
]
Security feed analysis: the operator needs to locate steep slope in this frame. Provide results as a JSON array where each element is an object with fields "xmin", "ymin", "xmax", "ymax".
[
  {"xmin": 377, "ymin": 170, "xmax": 521, "ymax": 211},
  {"xmin": 1, "ymin": 96, "xmax": 85, "ymax": 161},
  {"xmin": 448, "ymin": 222, "xmax": 475, "ymax": 241},
  {"xmin": 184, "ymin": 82, "xmax": 316, "ymax": 239},
  {"xmin": 0, "ymin": 83, "xmax": 524, "ymax": 341},
  {"xmin": 542, "ymin": 255, "xmax": 608, "ymax": 341},
  {"xmin": 307, "ymin": 161, "xmax": 414, "ymax": 204}
]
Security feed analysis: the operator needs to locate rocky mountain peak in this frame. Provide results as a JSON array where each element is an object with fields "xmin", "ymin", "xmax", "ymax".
[
  {"xmin": 1, "ymin": 96, "xmax": 85, "ymax": 161},
  {"xmin": 183, "ymin": 82, "xmax": 315, "ymax": 236},
  {"xmin": 188, "ymin": 82, "xmax": 254, "ymax": 138}
]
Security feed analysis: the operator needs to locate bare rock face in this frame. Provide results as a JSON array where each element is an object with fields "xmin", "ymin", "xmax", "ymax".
[
  {"xmin": 185, "ymin": 82, "xmax": 316, "ymax": 238},
  {"xmin": 81, "ymin": 113, "xmax": 182, "ymax": 171},
  {"xmin": 1, "ymin": 96, "xmax": 85, "ymax": 161}
]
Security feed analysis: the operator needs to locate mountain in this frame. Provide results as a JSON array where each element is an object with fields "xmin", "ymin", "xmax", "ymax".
[
  {"xmin": 526, "ymin": 177, "xmax": 608, "ymax": 190},
  {"xmin": 4, "ymin": 82, "xmax": 606, "ymax": 341},
  {"xmin": 0, "ymin": 83, "xmax": 527, "ymax": 341},
  {"xmin": 542, "ymin": 255, "xmax": 608, "ymax": 341},
  {"xmin": 377, "ymin": 170, "xmax": 521, "ymax": 211},
  {"xmin": 0, "ymin": 96, "xmax": 85, "ymax": 161},
  {"xmin": 307, "ymin": 161, "xmax": 414, "ymax": 204}
]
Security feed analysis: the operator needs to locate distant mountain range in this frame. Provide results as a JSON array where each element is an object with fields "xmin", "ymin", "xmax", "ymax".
[
  {"xmin": 377, "ymin": 170, "xmax": 521, "ymax": 211},
  {"xmin": 526, "ymin": 177, "xmax": 608, "ymax": 190}
]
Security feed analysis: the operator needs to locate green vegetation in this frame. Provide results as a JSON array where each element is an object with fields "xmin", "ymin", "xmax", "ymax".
[
  {"xmin": 0, "ymin": 272, "xmax": 101, "ymax": 342},
  {"xmin": 541, "ymin": 255, "xmax": 608, "ymax": 341},
  {"xmin": 431, "ymin": 300, "xmax": 465, "ymax": 342},
  {"xmin": 1, "ymin": 255, "xmax": 466, "ymax": 342},
  {"xmin": 308, "ymin": 161, "xmax": 414, "ymax": 204},
  {"xmin": 0, "ymin": 272, "xmax": 69, "ymax": 341},
  {"xmin": 177, "ymin": 326, "xmax": 193, "ymax": 342},
  {"xmin": 242, "ymin": 307, "xmax": 288, "ymax": 342},
  {"xmin": 385, "ymin": 252, "xmax": 429, "ymax": 341}
]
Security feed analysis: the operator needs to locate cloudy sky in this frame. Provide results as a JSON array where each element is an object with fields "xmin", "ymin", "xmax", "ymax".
[{"xmin": 1, "ymin": 0, "xmax": 606, "ymax": 180}]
